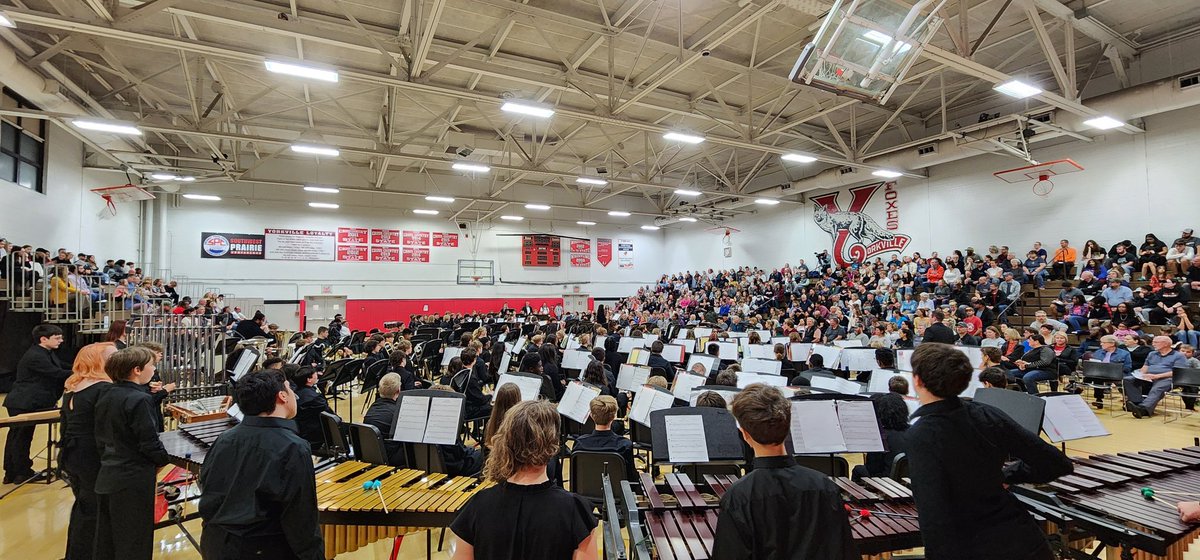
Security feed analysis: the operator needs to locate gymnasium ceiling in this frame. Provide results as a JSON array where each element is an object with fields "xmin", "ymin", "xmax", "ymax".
[{"xmin": 2, "ymin": 0, "xmax": 1199, "ymax": 225}]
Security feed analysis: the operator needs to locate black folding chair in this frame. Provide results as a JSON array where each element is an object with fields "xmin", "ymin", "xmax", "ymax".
[
  {"xmin": 347, "ymin": 423, "xmax": 390, "ymax": 465},
  {"xmin": 794, "ymin": 455, "xmax": 850, "ymax": 477},
  {"xmin": 569, "ymin": 451, "xmax": 629, "ymax": 507},
  {"xmin": 319, "ymin": 411, "xmax": 349, "ymax": 459},
  {"xmin": 1081, "ymin": 361, "xmax": 1126, "ymax": 416},
  {"xmin": 889, "ymin": 453, "xmax": 909, "ymax": 481},
  {"xmin": 1163, "ymin": 367, "xmax": 1200, "ymax": 423},
  {"xmin": 360, "ymin": 360, "xmax": 390, "ymax": 409}
]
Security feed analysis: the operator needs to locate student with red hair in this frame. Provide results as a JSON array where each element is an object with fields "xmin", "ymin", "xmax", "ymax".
[{"xmin": 60, "ymin": 342, "xmax": 117, "ymax": 560}]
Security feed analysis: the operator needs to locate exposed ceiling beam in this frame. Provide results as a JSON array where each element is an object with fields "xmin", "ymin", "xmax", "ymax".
[{"xmin": 1029, "ymin": 0, "xmax": 1138, "ymax": 58}]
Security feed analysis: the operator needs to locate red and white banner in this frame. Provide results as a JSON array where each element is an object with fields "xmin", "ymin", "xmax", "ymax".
[
  {"xmin": 371, "ymin": 245, "xmax": 400, "ymax": 262},
  {"xmin": 336, "ymin": 244, "xmax": 369, "ymax": 262},
  {"xmin": 570, "ymin": 255, "xmax": 591, "ymax": 267},
  {"xmin": 433, "ymin": 232, "xmax": 459, "ymax": 247},
  {"xmin": 596, "ymin": 238, "xmax": 612, "ymax": 267},
  {"xmin": 569, "ymin": 240, "xmax": 591, "ymax": 253},
  {"xmin": 402, "ymin": 247, "xmax": 430, "ymax": 262},
  {"xmin": 403, "ymin": 230, "xmax": 430, "ymax": 246},
  {"xmin": 370, "ymin": 228, "xmax": 400, "ymax": 246},
  {"xmin": 337, "ymin": 227, "xmax": 369, "ymax": 244}
]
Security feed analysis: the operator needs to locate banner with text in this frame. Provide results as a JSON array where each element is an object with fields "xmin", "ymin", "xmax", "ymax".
[
  {"xmin": 570, "ymin": 239, "xmax": 591, "ymax": 268},
  {"xmin": 433, "ymin": 232, "xmax": 459, "ymax": 247},
  {"xmin": 265, "ymin": 229, "xmax": 336, "ymax": 261},
  {"xmin": 200, "ymin": 232, "xmax": 265, "ymax": 259},
  {"xmin": 402, "ymin": 247, "xmax": 430, "ymax": 263},
  {"xmin": 618, "ymin": 239, "xmax": 634, "ymax": 269},
  {"xmin": 403, "ymin": 230, "xmax": 431, "ymax": 246},
  {"xmin": 336, "ymin": 244, "xmax": 369, "ymax": 262},
  {"xmin": 597, "ymin": 238, "xmax": 612, "ymax": 267}
]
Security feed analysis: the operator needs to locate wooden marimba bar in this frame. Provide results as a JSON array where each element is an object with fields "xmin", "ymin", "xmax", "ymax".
[
  {"xmin": 316, "ymin": 461, "xmax": 493, "ymax": 559},
  {"xmin": 158, "ymin": 416, "xmax": 237, "ymax": 473},
  {"xmin": 832, "ymin": 476, "xmax": 922, "ymax": 558},
  {"xmin": 1031, "ymin": 447, "xmax": 1200, "ymax": 560}
]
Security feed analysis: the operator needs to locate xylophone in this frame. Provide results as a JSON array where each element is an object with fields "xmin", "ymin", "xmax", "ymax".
[
  {"xmin": 158, "ymin": 416, "xmax": 238, "ymax": 473},
  {"xmin": 1018, "ymin": 446, "xmax": 1200, "ymax": 559},
  {"xmin": 165, "ymin": 395, "xmax": 231, "ymax": 424},
  {"xmin": 315, "ymin": 460, "xmax": 493, "ymax": 559},
  {"xmin": 623, "ymin": 471, "xmax": 921, "ymax": 560}
]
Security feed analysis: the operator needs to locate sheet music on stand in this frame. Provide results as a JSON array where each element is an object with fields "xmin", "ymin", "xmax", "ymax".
[
  {"xmin": 650, "ymin": 407, "xmax": 743, "ymax": 463},
  {"xmin": 897, "ymin": 349, "xmax": 914, "ymax": 371},
  {"xmin": 507, "ymin": 336, "xmax": 527, "ymax": 355},
  {"xmin": 661, "ymin": 344, "xmax": 686, "ymax": 363},
  {"xmin": 231, "ymin": 349, "xmax": 258, "ymax": 381},
  {"xmin": 833, "ymin": 340, "xmax": 864, "ymax": 348},
  {"xmin": 1041, "ymin": 394, "xmax": 1109, "ymax": 442},
  {"xmin": 716, "ymin": 342, "xmax": 739, "ymax": 360},
  {"xmin": 671, "ymin": 339, "xmax": 697, "ymax": 353},
  {"xmin": 744, "ymin": 344, "xmax": 775, "ymax": 360},
  {"xmin": 562, "ymin": 349, "xmax": 592, "ymax": 370},
  {"xmin": 841, "ymin": 348, "xmax": 880, "ymax": 372},
  {"xmin": 557, "ymin": 381, "xmax": 602, "ymax": 424},
  {"xmin": 952, "ymin": 345, "xmax": 984, "ymax": 368},
  {"xmin": 742, "ymin": 358, "xmax": 782, "ymax": 375},
  {"xmin": 495, "ymin": 372, "xmax": 543, "ymax": 401},
  {"xmin": 391, "ymin": 394, "xmax": 465, "ymax": 445},
  {"xmin": 810, "ymin": 375, "xmax": 863, "ymax": 395},
  {"xmin": 959, "ymin": 375, "xmax": 984, "ymax": 399},
  {"xmin": 663, "ymin": 415, "xmax": 710, "ymax": 463},
  {"xmin": 671, "ymin": 372, "xmax": 707, "ymax": 400},
  {"xmin": 289, "ymin": 344, "xmax": 309, "ymax": 364},
  {"xmin": 788, "ymin": 399, "xmax": 884, "ymax": 453},
  {"xmin": 771, "ymin": 337, "xmax": 791, "ymax": 346},
  {"xmin": 226, "ymin": 404, "xmax": 244, "ymax": 422},
  {"xmin": 497, "ymin": 351, "xmax": 513, "ymax": 375},
  {"xmin": 866, "ymin": 370, "xmax": 915, "ymax": 397},
  {"xmin": 737, "ymin": 372, "xmax": 787, "ymax": 388},
  {"xmin": 618, "ymin": 337, "xmax": 647, "ymax": 353},
  {"xmin": 789, "ymin": 343, "xmax": 813, "ymax": 362},
  {"xmin": 810, "ymin": 344, "xmax": 843, "ymax": 369},
  {"xmin": 628, "ymin": 386, "xmax": 675, "ymax": 426},
  {"xmin": 686, "ymin": 354, "xmax": 718, "ymax": 374},
  {"xmin": 693, "ymin": 327, "xmax": 713, "ymax": 338},
  {"xmin": 617, "ymin": 364, "xmax": 652, "ymax": 392},
  {"xmin": 441, "ymin": 346, "xmax": 464, "ymax": 366}
]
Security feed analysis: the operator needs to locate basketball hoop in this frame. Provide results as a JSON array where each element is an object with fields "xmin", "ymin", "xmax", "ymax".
[
  {"xmin": 1032, "ymin": 174, "xmax": 1054, "ymax": 197},
  {"xmin": 992, "ymin": 159, "xmax": 1083, "ymax": 199},
  {"xmin": 472, "ymin": 276, "xmax": 481, "ymax": 287},
  {"xmin": 90, "ymin": 184, "xmax": 155, "ymax": 216}
]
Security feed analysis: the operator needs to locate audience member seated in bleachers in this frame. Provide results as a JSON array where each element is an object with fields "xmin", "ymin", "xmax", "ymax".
[
  {"xmin": 1007, "ymin": 334, "xmax": 1056, "ymax": 395},
  {"xmin": 572, "ymin": 396, "xmax": 636, "ymax": 481},
  {"xmin": 1166, "ymin": 241, "xmax": 1195, "ymax": 278},
  {"xmin": 1149, "ymin": 278, "xmax": 1189, "ymax": 325},
  {"xmin": 1030, "ymin": 311, "xmax": 1068, "ymax": 333},
  {"xmin": 285, "ymin": 364, "xmax": 337, "ymax": 448},
  {"xmin": 852, "ymin": 392, "xmax": 909, "ymax": 481}
]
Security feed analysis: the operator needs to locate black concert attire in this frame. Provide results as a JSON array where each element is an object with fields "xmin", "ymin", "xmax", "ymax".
[
  {"xmin": 451, "ymin": 365, "xmax": 492, "ymax": 420},
  {"xmin": 93, "ymin": 381, "xmax": 170, "ymax": 560},
  {"xmin": 235, "ymin": 319, "xmax": 271, "ymax": 340},
  {"xmin": 294, "ymin": 384, "xmax": 335, "ymax": 447},
  {"xmin": 362, "ymin": 396, "xmax": 406, "ymax": 466},
  {"xmin": 198, "ymin": 416, "xmax": 324, "ymax": 560},
  {"xmin": 921, "ymin": 323, "xmax": 955, "ymax": 344},
  {"xmin": 712, "ymin": 455, "xmax": 858, "ymax": 560},
  {"xmin": 450, "ymin": 479, "xmax": 597, "ymax": 559},
  {"xmin": 4, "ymin": 344, "xmax": 72, "ymax": 481},
  {"xmin": 573, "ymin": 429, "xmax": 637, "ymax": 481},
  {"xmin": 907, "ymin": 398, "xmax": 1073, "ymax": 560},
  {"xmin": 647, "ymin": 352, "xmax": 676, "ymax": 382},
  {"xmin": 60, "ymin": 382, "xmax": 111, "ymax": 560}
]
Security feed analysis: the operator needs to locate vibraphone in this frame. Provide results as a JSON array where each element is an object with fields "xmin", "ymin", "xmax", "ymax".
[
  {"xmin": 1018, "ymin": 447, "xmax": 1200, "ymax": 559},
  {"xmin": 158, "ymin": 416, "xmax": 238, "ymax": 473},
  {"xmin": 622, "ymin": 472, "xmax": 921, "ymax": 559},
  {"xmin": 316, "ymin": 460, "xmax": 493, "ymax": 559}
]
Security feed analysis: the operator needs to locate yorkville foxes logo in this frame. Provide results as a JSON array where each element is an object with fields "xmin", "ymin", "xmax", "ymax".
[{"xmin": 811, "ymin": 182, "xmax": 911, "ymax": 268}]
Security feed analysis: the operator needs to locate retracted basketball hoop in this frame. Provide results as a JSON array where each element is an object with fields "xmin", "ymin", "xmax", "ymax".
[
  {"xmin": 992, "ymin": 159, "xmax": 1083, "ymax": 198},
  {"xmin": 90, "ymin": 184, "xmax": 155, "ymax": 216}
]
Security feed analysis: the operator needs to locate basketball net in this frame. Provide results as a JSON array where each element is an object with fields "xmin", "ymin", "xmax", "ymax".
[{"xmin": 90, "ymin": 183, "xmax": 156, "ymax": 217}]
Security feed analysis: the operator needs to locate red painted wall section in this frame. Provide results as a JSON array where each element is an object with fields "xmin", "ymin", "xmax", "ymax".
[{"xmin": 301, "ymin": 297, "xmax": 595, "ymax": 331}]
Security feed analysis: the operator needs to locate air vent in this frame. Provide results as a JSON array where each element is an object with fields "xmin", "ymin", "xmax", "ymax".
[
  {"xmin": 1180, "ymin": 73, "xmax": 1200, "ymax": 90},
  {"xmin": 916, "ymin": 143, "xmax": 937, "ymax": 156},
  {"xmin": 1029, "ymin": 111, "xmax": 1053, "ymax": 124},
  {"xmin": 839, "ymin": 166, "xmax": 855, "ymax": 175}
]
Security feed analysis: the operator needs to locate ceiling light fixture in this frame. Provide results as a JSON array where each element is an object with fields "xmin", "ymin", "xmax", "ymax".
[
  {"xmin": 264, "ymin": 60, "xmax": 339, "ymax": 83},
  {"xmin": 182, "ymin": 194, "xmax": 220, "ymax": 201},
  {"xmin": 872, "ymin": 169, "xmax": 903, "ymax": 178},
  {"xmin": 500, "ymin": 101, "xmax": 555, "ymax": 118},
  {"xmin": 72, "ymin": 119, "xmax": 141, "ymax": 135},
  {"xmin": 290, "ymin": 144, "xmax": 340, "ymax": 157},
  {"xmin": 425, "ymin": 195, "xmax": 456, "ymax": 202},
  {"xmin": 413, "ymin": 209, "xmax": 439, "ymax": 215},
  {"xmin": 782, "ymin": 153, "xmax": 817, "ymax": 163},
  {"xmin": 576, "ymin": 177, "xmax": 607, "ymax": 186},
  {"xmin": 1083, "ymin": 116, "xmax": 1125, "ymax": 130},
  {"xmin": 150, "ymin": 173, "xmax": 178, "ymax": 181},
  {"xmin": 678, "ymin": 217, "xmax": 698, "ymax": 222},
  {"xmin": 576, "ymin": 221, "xmax": 596, "ymax": 226},
  {"xmin": 500, "ymin": 215, "xmax": 524, "ymax": 221},
  {"xmin": 641, "ymin": 225, "xmax": 661, "ymax": 230},
  {"xmin": 303, "ymin": 185, "xmax": 340, "ymax": 194},
  {"xmin": 607, "ymin": 210, "xmax": 631, "ymax": 217},
  {"xmin": 674, "ymin": 189, "xmax": 701, "ymax": 196},
  {"xmin": 308, "ymin": 202, "xmax": 339, "ymax": 209},
  {"xmin": 662, "ymin": 131, "xmax": 705, "ymax": 144},
  {"xmin": 755, "ymin": 198, "xmax": 781, "ymax": 205},
  {"xmin": 524, "ymin": 204, "xmax": 551, "ymax": 210},
  {"xmin": 993, "ymin": 79, "xmax": 1043, "ymax": 99},
  {"xmin": 0, "ymin": 14, "xmax": 15, "ymax": 28},
  {"xmin": 179, "ymin": 176, "xmax": 196, "ymax": 182},
  {"xmin": 452, "ymin": 162, "xmax": 490, "ymax": 173}
]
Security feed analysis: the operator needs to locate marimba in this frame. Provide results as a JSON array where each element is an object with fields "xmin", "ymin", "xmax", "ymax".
[
  {"xmin": 1020, "ymin": 447, "xmax": 1200, "ymax": 559},
  {"xmin": 316, "ymin": 460, "xmax": 493, "ymax": 559},
  {"xmin": 833, "ymin": 476, "xmax": 922, "ymax": 557},
  {"xmin": 158, "ymin": 416, "xmax": 237, "ymax": 473}
]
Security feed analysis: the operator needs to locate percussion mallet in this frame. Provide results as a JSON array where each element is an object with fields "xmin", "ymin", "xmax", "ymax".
[
  {"xmin": 1142, "ymin": 487, "xmax": 1200, "ymax": 501},
  {"xmin": 372, "ymin": 480, "xmax": 389, "ymax": 514}
]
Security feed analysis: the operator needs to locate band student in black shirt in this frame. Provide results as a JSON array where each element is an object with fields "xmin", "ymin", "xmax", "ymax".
[
  {"xmin": 907, "ymin": 343, "xmax": 1073, "ymax": 560},
  {"xmin": 713, "ymin": 384, "xmax": 857, "ymax": 560},
  {"xmin": 451, "ymin": 348, "xmax": 492, "ymax": 420},
  {"xmin": 450, "ymin": 400, "xmax": 597, "ymax": 559},
  {"xmin": 198, "ymin": 368, "xmax": 324, "ymax": 559},
  {"xmin": 93, "ymin": 347, "xmax": 170, "ymax": 560},
  {"xmin": 4, "ymin": 324, "xmax": 73, "ymax": 483},
  {"xmin": 59, "ymin": 342, "xmax": 117, "ymax": 560},
  {"xmin": 286, "ymin": 363, "xmax": 337, "ymax": 447}
]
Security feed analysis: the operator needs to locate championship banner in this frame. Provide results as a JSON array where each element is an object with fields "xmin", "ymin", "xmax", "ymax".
[
  {"xmin": 200, "ymin": 232, "xmax": 264, "ymax": 259},
  {"xmin": 402, "ymin": 247, "xmax": 430, "ymax": 263},
  {"xmin": 371, "ymin": 228, "xmax": 400, "ymax": 246},
  {"xmin": 597, "ymin": 238, "xmax": 612, "ymax": 267},
  {"xmin": 371, "ymin": 245, "xmax": 400, "ymax": 262},
  {"xmin": 570, "ymin": 255, "xmax": 591, "ymax": 267},
  {"xmin": 336, "ymin": 244, "xmax": 369, "ymax": 262},
  {"xmin": 403, "ymin": 230, "xmax": 431, "ymax": 246},
  {"xmin": 618, "ymin": 239, "xmax": 634, "ymax": 269},
  {"xmin": 569, "ymin": 239, "xmax": 591, "ymax": 268},
  {"xmin": 264, "ymin": 229, "xmax": 336, "ymax": 261},
  {"xmin": 337, "ymin": 227, "xmax": 368, "ymax": 244},
  {"xmin": 433, "ymin": 232, "xmax": 459, "ymax": 247}
]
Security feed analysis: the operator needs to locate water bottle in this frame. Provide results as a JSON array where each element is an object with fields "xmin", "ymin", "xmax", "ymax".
[{"xmin": 103, "ymin": 315, "xmax": 111, "ymax": 330}]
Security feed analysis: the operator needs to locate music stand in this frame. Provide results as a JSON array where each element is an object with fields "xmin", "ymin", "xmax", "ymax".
[
  {"xmin": 392, "ymin": 389, "xmax": 467, "ymax": 474},
  {"xmin": 649, "ymin": 407, "xmax": 743, "ymax": 464},
  {"xmin": 973, "ymin": 387, "xmax": 1046, "ymax": 436}
]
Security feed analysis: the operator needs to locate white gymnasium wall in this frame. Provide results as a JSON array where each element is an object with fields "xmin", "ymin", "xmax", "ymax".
[
  {"xmin": 0, "ymin": 124, "xmax": 141, "ymax": 258},
  {"xmin": 158, "ymin": 199, "xmax": 664, "ymax": 301},
  {"xmin": 666, "ymin": 104, "xmax": 1200, "ymax": 274}
]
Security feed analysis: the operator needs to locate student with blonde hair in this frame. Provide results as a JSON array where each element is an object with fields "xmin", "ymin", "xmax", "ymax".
[
  {"xmin": 573, "ymin": 396, "xmax": 636, "ymax": 480},
  {"xmin": 450, "ymin": 401, "xmax": 597, "ymax": 559}
]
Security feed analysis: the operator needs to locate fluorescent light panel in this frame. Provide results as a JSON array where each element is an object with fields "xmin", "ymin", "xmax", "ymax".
[
  {"xmin": 291, "ymin": 144, "xmax": 340, "ymax": 157},
  {"xmin": 678, "ymin": 217, "xmax": 698, "ymax": 222},
  {"xmin": 872, "ymin": 169, "xmax": 903, "ymax": 178},
  {"xmin": 425, "ymin": 195, "xmax": 456, "ymax": 202},
  {"xmin": 304, "ymin": 185, "xmax": 340, "ymax": 193},
  {"xmin": 607, "ymin": 210, "xmax": 631, "ymax": 217},
  {"xmin": 1083, "ymin": 116, "xmax": 1125, "ymax": 130},
  {"xmin": 576, "ymin": 221, "xmax": 596, "ymax": 226},
  {"xmin": 72, "ymin": 120, "xmax": 141, "ymax": 135},
  {"xmin": 524, "ymin": 204, "xmax": 551, "ymax": 210},
  {"xmin": 993, "ymin": 80, "xmax": 1043, "ymax": 99},
  {"xmin": 0, "ymin": 14, "xmax": 15, "ymax": 28},
  {"xmin": 264, "ymin": 60, "xmax": 339, "ymax": 83},
  {"xmin": 782, "ymin": 153, "xmax": 817, "ymax": 163},
  {"xmin": 413, "ymin": 209, "xmax": 439, "ymax": 215},
  {"xmin": 308, "ymin": 202, "xmax": 339, "ymax": 209},
  {"xmin": 576, "ymin": 177, "xmax": 607, "ymax": 186},
  {"xmin": 641, "ymin": 225, "xmax": 660, "ymax": 230},
  {"xmin": 755, "ymin": 198, "xmax": 781, "ymax": 205},
  {"xmin": 500, "ymin": 101, "xmax": 555, "ymax": 118},
  {"xmin": 662, "ymin": 132, "xmax": 704, "ymax": 144},
  {"xmin": 500, "ymin": 215, "xmax": 523, "ymax": 221},
  {"xmin": 674, "ymin": 189, "xmax": 701, "ymax": 196},
  {"xmin": 452, "ymin": 162, "xmax": 490, "ymax": 173},
  {"xmin": 182, "ymin": 194, "xmax": 220, "ymax": 201},
  {"xmin": 150, "ymin": 173, "xmax": 177, "ymax": 181}
]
